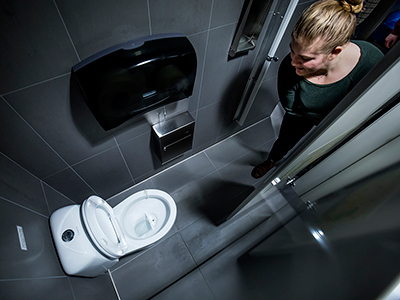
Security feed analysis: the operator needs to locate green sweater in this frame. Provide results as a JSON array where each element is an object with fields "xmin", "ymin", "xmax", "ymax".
[{"xmin": 277, "ymin": 40, "xmax": 384, "ymax": 122}]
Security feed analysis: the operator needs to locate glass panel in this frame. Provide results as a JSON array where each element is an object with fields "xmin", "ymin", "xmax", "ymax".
[{"xmin": 243, "ymin": 163, "xmax": 400, "ymax": 299}]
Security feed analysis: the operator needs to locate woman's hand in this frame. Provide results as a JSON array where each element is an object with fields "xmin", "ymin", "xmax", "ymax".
[{"xmin": 385, "ymin": 33, "xmax": 399, "ymax": 49}]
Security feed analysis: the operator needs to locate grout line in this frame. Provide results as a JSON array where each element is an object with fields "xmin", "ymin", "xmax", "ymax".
[
  {"xmin": 0, "ymin": 196, "xmax": 49, "ymax": 218},
  {"xmin": 42, "ymin": 181, "xmax": 76, "ymax": 205},
  {"xmin": 108, "ymin": 269, "xmax": 122, "ymax": 300},
  {"xmin": 0, "ymin": 150, "xmax": 42, "ymax": 182},
  {"xmin": 0, "ymin": 151, "xmax": 75, "ymax": 214},
  {"xmin": 177, "ymin": 231, "xmax": 199, "ymax": 267},
  {"xmin": 1, "ymin": 96, "xmax": 69, "ymax": 166},
  {"xmin": 187, "ymin": 29, "xmax": 209, "ymax": 37},
  {"xmin": 197, "ymin": 267, "xmax": 216, "ymax": 298},
  {"xmin": 1, "ymin": 97, "xmax": 98, "ymax": 195},
  {"xmin": 110, "ymin": 246, "xmax": 150, "ymax": 273},
  {"xmin": 1, "ymin": 73, "xmax": 70, "ymax": 97},
  {"xmin": 203, "ymin": 152, "xmax": 225, "ymax": 182},
  {"xmin": 114, "ymin": 137, "xmax": 135, "ymax": 183},
  {"xmin": 41, "ymin": 181, "xmax": 52, "ymax": 216},
  {"xmin": 0, "ymin": 275, "xmax": 67, "ymax": 282},
  {"xmin": 215, "ymin": 25, "xmax": 243, "ymax": 141},
  {"xmin": 195, "ymin": 0, "xmax": 214, "ymax": 115},
  {"xmin": 209, "ymin": 20, "xmax": 238, "ymax": 31},
  {"xmin": 66, "ymin": 276, "xmax": 78, "ymax": 300},
  {"xmin": 69, "ymin": 146, "xmax": 118, "ymax": 167},
  {"xmin": 146, "ymin": 0, "xmax": 152, "ymax": 35},
  {"xmin": 208, "ymin": 0, "xmax": 215, "ymax": 30},
  {"xmin": 52, "ymin": 0, "xmax": 81, "ymax": 61}
]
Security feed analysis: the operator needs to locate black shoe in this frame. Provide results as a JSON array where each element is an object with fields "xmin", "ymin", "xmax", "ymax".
[{"xmin": 251, "ymin": 159, "xmax": 276, "ymax": 179}]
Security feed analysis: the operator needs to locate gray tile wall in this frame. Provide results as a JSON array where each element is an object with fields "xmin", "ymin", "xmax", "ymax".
[
  {"xmin": 0, "ymin": 0, "xmax": 289, "ymax": 299},
  {"xmin": 0, "ymin": 0, "xmax": 277, "ymax": 203}
]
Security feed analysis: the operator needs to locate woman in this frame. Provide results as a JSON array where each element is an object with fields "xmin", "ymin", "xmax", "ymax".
[{"xmin": 251, "ymin": 0, "xmax": 384, "ymax": 179}]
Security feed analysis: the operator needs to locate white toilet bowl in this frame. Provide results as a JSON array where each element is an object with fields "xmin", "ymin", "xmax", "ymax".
[{"xmin": 50, "ymin": 189, "xmax": 177, "ymax": 277}]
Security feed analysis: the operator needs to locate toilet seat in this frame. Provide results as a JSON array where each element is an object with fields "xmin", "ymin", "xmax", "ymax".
[{"xmin": 81, "ymin": 196, "xmax": 128, "ymax": 259}]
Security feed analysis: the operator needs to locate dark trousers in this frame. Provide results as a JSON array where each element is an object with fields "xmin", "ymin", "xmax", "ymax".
[{"xmin": 268, "ymin": 113, "xmax": 317, "ymax": 162}]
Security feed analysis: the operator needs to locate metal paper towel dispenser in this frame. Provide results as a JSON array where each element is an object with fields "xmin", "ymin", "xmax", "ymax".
[{"xmin": 72, "ymin": 33, "xmax": 197, "ymax": 130}]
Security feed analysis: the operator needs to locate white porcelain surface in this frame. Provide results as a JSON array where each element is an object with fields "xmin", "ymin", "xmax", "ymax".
[
  {"xmin": 81, "ymin": 195, "xmax": 128, "ymax": 258},
  {"xmin": 113, "ymin": 189, "xmax": 177, "ymax": 253},
  {"xmin": 50, "ymin": 205, "xmax": 119, "ymax": 277},
  {"xmin": 49, "ymin": 189, "xmax": 176, "ymax": 277}
]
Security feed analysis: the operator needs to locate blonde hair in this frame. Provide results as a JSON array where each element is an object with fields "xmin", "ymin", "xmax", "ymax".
[{"xmin": 292, "ymin": 0, "xmax": 363, "ymax": 54}]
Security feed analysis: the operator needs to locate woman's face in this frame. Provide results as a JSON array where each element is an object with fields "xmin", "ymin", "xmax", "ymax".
[{"xmin": 290, "ymin": 39, "xmax": 331, "ymax": 77}]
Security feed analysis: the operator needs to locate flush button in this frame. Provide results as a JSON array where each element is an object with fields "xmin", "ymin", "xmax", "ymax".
[{"xmin": 62, "ymin": 229, "xmax": 75, "ymax": 242}]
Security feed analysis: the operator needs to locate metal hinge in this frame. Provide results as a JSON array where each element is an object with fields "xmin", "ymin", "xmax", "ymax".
[
  {"xmin": 286, "ymin": 177, "xmax": 296, "ymax": 186},
  {"xmin": 306, "ymin": 200, "xmax": 317, "ymax": 211},
  {"xmin": 266, "ymin": 55, "xmax": 279, "ymax": 62}
]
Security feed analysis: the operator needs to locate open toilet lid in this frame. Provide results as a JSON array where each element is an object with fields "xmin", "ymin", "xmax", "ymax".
[{"xmin": 81, "ymin": 196, "xmax": 128, "ymax": 259}]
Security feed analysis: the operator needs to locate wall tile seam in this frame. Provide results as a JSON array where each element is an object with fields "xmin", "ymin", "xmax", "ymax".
[
  {"xmin": 177, "ymin": 231, "xmax": 199, "ymax": 267},
  {"xmin": 110, "ymin": 240, "xmax": 159, "ymax": 273},
  {"xmin": 186, "ymin": 21, "xmax": 239, "ymax": 40},
  {"xmin": 52, "ymin": 0, "xmax": 81, "ymax": 62},
  {"xmin": 41, "ymin": 180, "xmax": 52, "ymax": 216},
  {"xmin": 134, "ymin": 169, "xmax": 158, "ymax": 183},
  {"xmin": 41, "ymin": 164, "xmax": 98, "ymax": 199},
  {"xmin": 0, "ymin": 151, "xmax": 75, "ymax": 213},
  {"xmin": 112, "ymin": 128, "xmax": 150, "ymax": 147},
  {"xmin": 208, "ymin": 0, "xmax": 216, "ymax": 31},
  {"xmin": 203, "ymin": 152, "xmax": 225, "ymax": 181},
  {"xmin": 110, "ymin": 230, "xmax": 193, "ymax": 276},
  {"xmin": 68, "ymin": 166, "xmax": 99, "ymax": 195},
  {"xmin": 0, "ymin": 151, "xmax": 42, "ymax": 183},
  {"xmin": 193, "ymin": 30, "xmax": 210, "ymax": 123},
  {"xmin": 254, "ymin": 136, "xmax": 278, "ymax": 152},
  {"xmin": 0, "ymin": 275, "xmax": 68, "ymax": 282},
  {"xmin": 146, "ymin": 0, "xmax": 152, "ymax": 36},
  {"xmin": 173, "ymin": 213, "xmax": 203, "ymax": 233},
  {"xmin": 144, "ymin": 153, "xmax": 218, "ymax": 189},
  {"xmin": 0, "ymin": 195, "xmax": 49, "ymax": 219},
  {"xmin": 214, "ymin": 62, "xmax": 246, "ymax": 141},
  {"xmin": 2, "ymin": 97, "xmax": 99, "ymax": 195},
  {"xmin": 207, "ymin": 140, "xmax": 267, "ymax": 174},
  {"xmin": 193, "ymin": 0, "xmax": 220, "ymax": 118},
  {"xmin": 66, "ymin": 277, "xmax": 78, "ymax": 300},
  {"xmin": 113, "ymin": 137, "xmax": 135, "ymax": 183},
  {"xmin": 68, "ymin": 145, "xmax": 119, "ymax": 168},
  {"xmin": 209, "ymin": 20, "xmax": 239, "ymax": 32},
  {"xmin": 0, "ymin": 73, "xmax": 71, "ymax": 98},
  {"xmin": 197, "ymin": 267, "xmax": 216, "ymax": 298},
  {"xmin": 105, "ymin": 177, "xmax": 154, "ymax": 203},
  {"xmin": 42, "ymin": 180, "xmax": 76, "ymax": 206},
  {"xmin": 261, "ymin": 73, "xmax": 278, "ymax": 84},
  {"xmin": 107, "ymin": 269, "xmax": 122, "ymax": 300},
  {"xmin": 200, "ymin": 115, "xmax": 273, "ymax": 153},
  {"xmin": 187, "ymin": 45, "xmax": 211, "ymax": 122},
  {"xmin": 196, "ymin": 30, "xmax": 244, "ymax": 115}
]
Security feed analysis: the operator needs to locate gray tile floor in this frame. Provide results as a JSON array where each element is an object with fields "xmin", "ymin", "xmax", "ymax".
[{"xmin": 105, "ymin": 117, "xmax": 281, "ymax": 300}]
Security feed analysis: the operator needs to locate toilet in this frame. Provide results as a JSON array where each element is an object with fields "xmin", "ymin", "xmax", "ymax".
[{"xmin": 50, "ymin": 189, "xmax": 177, "ymax": 277}]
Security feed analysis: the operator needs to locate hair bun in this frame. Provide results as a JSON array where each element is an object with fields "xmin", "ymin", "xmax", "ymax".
[{"xmin": 340, "ymin": 0, "xmax": 363, "ymax": 14}]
